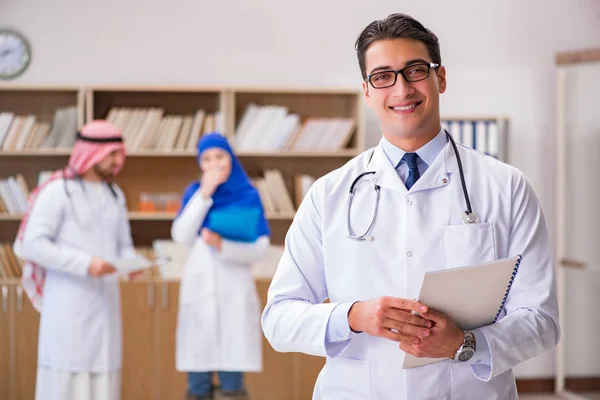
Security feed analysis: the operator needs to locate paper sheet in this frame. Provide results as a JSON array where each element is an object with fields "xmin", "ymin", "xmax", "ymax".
[{"xmin": 113, "ymin": 255, "xmax": 171, "ymax": 274}]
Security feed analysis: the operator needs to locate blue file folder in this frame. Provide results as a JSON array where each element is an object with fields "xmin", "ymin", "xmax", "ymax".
[{"xmin": 207, "ymin": 207, "xmax": 262, "ymax": 242}]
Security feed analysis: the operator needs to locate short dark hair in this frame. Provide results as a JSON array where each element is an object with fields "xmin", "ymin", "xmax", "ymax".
[{"xmin": 355, "ymin": 13, "xmax": 441, "ymax": 80}]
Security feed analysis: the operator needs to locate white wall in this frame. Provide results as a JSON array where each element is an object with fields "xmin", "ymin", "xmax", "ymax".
[{"xmin": 2, "ymin": 0, "xmax": 600, "ymax": 378}]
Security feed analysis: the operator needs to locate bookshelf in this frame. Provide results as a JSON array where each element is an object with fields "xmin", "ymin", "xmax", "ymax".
[
  {"xmin": 0, "ymin": 85, "xmax": 366, "ymax": 249},
  {"xmin": 0, "ymin": 86, "xmax": 85, "ymax": 244}
]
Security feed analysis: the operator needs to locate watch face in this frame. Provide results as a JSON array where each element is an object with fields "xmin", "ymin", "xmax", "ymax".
[
  {"xmin": 0, "ymin": 29, "xmax": 31, "ymax": 79},
  {"xmin": 458, "ymin": 348, "xmax": 475, "ymax": 362}
]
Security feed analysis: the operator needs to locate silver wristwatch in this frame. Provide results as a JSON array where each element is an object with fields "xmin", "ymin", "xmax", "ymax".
[{"xmin": 454, "ymin": 331, "xmax": 476, "ymax": 362}]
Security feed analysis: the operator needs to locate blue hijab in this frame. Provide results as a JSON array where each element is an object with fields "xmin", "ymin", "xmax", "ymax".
[{"xmin": 177, "ymin": 133, "xmax": 270, "ymax": 242}]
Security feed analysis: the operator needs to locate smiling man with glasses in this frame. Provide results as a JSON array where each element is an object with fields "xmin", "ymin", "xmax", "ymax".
[
  {"xmin": 262, "ymin": 12, "xmax": 559, "ymax": 400},
  {"xmin": 357, "ymin": 18, "xmax": 447, "ymax": 151}
]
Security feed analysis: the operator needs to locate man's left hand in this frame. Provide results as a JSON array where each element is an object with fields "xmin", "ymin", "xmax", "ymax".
[
  {"xmin": 399, "ymin": 308, "xmax": 465, "ymax": 359},
  {"xmin": 201, "ymin": 228, "xmax": 223, "ymax": 251}
]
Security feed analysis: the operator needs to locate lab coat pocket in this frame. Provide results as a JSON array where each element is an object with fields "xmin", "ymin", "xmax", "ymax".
[
  {"xmin": 319, "ymin": 356, "xmax": 371, "ymax": 399},
  {"xmin": 445, "ymin": 222, "xmax": 496, "ymax": 269}
]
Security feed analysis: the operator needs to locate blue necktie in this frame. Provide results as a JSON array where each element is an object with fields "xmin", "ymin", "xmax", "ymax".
[{"xmin": 402, "ymin": 153, "xmax": 421, "ymax": 190}]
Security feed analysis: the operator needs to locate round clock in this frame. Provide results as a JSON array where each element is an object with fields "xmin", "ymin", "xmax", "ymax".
[{"xmin": 0, "ymin": 29, "xmax": 31, "ymax": 80}]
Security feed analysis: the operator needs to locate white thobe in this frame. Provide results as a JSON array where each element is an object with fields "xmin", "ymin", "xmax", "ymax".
[{"xmin": 18, "ymin": 178, "xmax": 136, "ymax": 400}]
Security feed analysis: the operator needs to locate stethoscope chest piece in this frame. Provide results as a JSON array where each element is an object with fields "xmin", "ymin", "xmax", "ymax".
[{"xmin": 461, "ymin": 211, "xmax": 480, "ymax": 225}]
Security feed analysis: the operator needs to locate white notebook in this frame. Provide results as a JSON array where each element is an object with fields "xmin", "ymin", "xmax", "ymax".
[
  {"xmin": 113, "ymin": 255, "xmax": 171, "ymax": 274},
  {"xmin": 403, "ymin": 255, "xmax": 522, "ymax": 369}
]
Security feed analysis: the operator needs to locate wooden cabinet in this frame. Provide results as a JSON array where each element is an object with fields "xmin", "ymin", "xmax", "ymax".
[
  {"xmin": 0, "ymin": 284, "xmax": 12, "ymax": 400},
  {"xmin": 120, "ymin": 281, "xmax": 158, "ymax": 400},
  {"xmin": 245, "ymin": 280, "xmax": 296, "ymax": 400},
  {"xmin": 119, "ymin": 279, "xmax": 324, "ymax": 400},
  {"xmin": 155, "ymin": 281, "xmax": 187, "ymax": 400},
  {"xmin": 0, "ymin": 279, "xmax": 326, "ymax": 400},
  {"xmin": 120, "ymin": 280, "xmax": 187, "ymax": 400},
  {"xmin": 12, "ymin": 285, "xmax": 40, "ymax": 400},
  {"xmin": 0, "ymin": 282, "xmax": 40, "ymax": 400}
]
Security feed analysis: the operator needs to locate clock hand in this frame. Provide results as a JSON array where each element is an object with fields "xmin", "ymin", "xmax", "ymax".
[{"xmin": 0, "ymin": 48, "xmax": 14, "ymax": 57}]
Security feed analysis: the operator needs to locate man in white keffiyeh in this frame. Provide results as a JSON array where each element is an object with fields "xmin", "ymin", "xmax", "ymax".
[{"xmin": 14, "ymin": 120, "xmax": 133, "ymax": 400}]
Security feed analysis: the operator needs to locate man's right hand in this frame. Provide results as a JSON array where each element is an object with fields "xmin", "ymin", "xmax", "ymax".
[
  {"xmin": 347, "ymin": 296, "xmax": 432, "ymax": 344},
  {"xmin": 88, "ymin": 257, "xmax": 116, "ymax": 277}
]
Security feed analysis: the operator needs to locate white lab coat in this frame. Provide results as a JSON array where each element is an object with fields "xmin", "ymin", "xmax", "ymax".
[
  {"xmin": 17, "ymin": 179, "xmax": 135, "ymax": 400},
  {"xmin": 262, "ymin": 141, "xmax": 560, "ymax": 400},
  {"xmin": 171, "ymin": 190, "xmax": 268, "ymax": 372}
]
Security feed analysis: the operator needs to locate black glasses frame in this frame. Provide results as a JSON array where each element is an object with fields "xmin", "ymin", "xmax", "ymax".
[{"xmin": 367, "ymin": 62, "xmax": 440, "ymax": 89}]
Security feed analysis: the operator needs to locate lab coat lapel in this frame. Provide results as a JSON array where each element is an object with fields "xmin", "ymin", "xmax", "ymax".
[
  {"xmin": 405, "ymin": 142, "xmax": 459, "ymax": 193},
  {"xmin": 370, "ymin": 145, "xmax": 407, "ymax": 194},
  {"xmin": 371, "ymin": 140, "xmax": 461, "ymax": 193}
]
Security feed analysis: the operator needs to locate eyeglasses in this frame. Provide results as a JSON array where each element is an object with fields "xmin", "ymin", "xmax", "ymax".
[{"xmin": 367, "ymin": 63, "xmax": 440, "ymax": 89}]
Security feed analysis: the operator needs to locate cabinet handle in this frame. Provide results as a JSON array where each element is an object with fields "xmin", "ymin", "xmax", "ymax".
[
  {"xmin": 146, "ymin": 283, "xmax": 154, "ymax": 309},
  {"xmin": 161, "ymin": 282, "xmax": 169, "ymax": 310},
  {"xmin": 1, "ymin": 286, "xmax": 7, "ymax": 313},
  {"xmin": 16, "ymin": 286, "xmax": 23, "ymax": 313}
]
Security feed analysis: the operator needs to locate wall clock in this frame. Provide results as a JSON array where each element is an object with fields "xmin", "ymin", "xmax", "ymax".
[{"xmin": 0, "ymin": 29, "xmax": 31, "ymax": 80}]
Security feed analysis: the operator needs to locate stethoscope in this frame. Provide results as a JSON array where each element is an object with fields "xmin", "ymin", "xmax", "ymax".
[
  {"xmin": 347, "ymin": 131, "xmax": 480, "ymax": 242},
  {"xmin": 63, "ymin": 170, "xmax": 118, "ymax": 228}
]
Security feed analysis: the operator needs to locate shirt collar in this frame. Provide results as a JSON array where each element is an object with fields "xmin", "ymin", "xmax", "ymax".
[{"xmin": 380, "ymin": 128, "xmax": 447, "ymax": 168}]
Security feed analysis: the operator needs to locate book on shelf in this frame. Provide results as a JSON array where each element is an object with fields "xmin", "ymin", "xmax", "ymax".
[
  {"xmin": 234, "ymin": 103, "xmax": 356, "ymax": 152},
  {"xmin": 442, "ymin": 118, "xmax": 506, "ymax": 161},
  {"xmin": 0, "ymin": 174, "xmax": 30, "ymax": 215},
  {"xmin": 0, "ymin": 107, "xmax": 77, "ymax": 152},
  {"xmin": 251, "ymin": 169, "xmax": 296, "ymax": 215},
  {"xmin": 104, "ymin": 107, "xmax": 221, "ymax": 153},
  {"xmin": 0, "ymin": 242, "xmax": 23, "ymax": 279},
  {"xmin": 288, "ymin": 118, "xmax": 356, "ymax": 151},
  {"xmin": 293, "ymin": 174, "xmax": 315, "ymax": 208}
]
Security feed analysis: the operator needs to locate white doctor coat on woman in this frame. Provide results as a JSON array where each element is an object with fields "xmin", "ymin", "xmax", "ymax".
[
  {"xmin": 262, "ymin": 138, "xmax": 560, "ymax": 400},
  {"xmin": 171, "ymin": 189, "xmax": 269, "ymax": 372}
]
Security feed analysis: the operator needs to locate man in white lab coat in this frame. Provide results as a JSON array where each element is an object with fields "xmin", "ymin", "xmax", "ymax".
[
  {"xmin": 14, "ymin": 120, "xmax": 134, "ymax": 400},
  {"xmin": 261, "ymin": 13, "xmax": 560, "ymax": 400}
]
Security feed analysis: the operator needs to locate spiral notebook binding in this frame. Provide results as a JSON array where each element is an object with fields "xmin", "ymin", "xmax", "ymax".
[{"xmin": 493, "ymin": 254, "xmax": 522, "ymax": 323}]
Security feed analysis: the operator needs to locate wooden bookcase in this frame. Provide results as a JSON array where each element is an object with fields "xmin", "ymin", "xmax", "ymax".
[
  {"xmin": 0, "ymin": 85, "xmax": 365, "ymax": 246},
  {"xmin": 0, "ymin": 85, "xmax": 84, "ymax": 243},
  {"xmin": 0, "ymin": 84, "xmax": 366, "ymax": 399},
  {"xmin": 82, "ymin": 85, "xmax": 366, "ymax": 247}
]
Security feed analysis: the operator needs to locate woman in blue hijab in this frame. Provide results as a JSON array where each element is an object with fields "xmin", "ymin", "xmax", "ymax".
[{"xmin": 171, "ymin": 133, "xmax": 270, "ymax": 400}]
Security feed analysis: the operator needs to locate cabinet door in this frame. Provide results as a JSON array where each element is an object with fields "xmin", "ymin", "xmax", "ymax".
[
  {"xmin": 120, "ymin": 282, "xmax": 157, "ymax": 400},
  {"xmin": 245, "ymin": 280, "xmax": 295, "ymax": 400},
  {"xmin": 156, "ymin": 281, "xmax": 187, "ymax": 400},
  {"xmin": 0, "ymin": 284, "xmax": 12, "ymax": 400},
  {"xmin": 12, "ymin": 285, "xmax": 40, "ymax": 400}
]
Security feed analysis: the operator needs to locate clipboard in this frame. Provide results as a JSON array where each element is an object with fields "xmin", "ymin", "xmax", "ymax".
[
  {"xmin": 113, "ymin": 255, "xmax": 172, "ymax": 274},
  {"xmin": 403, "ymin": 254, "xmax": 522, "ymax": 369}
]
